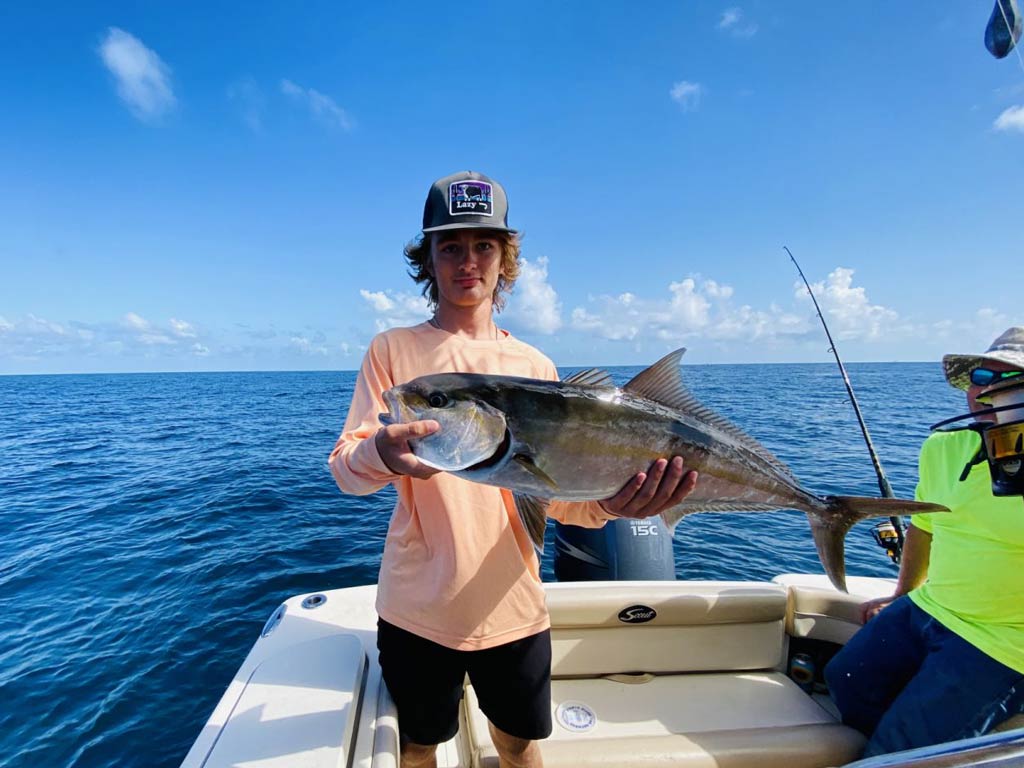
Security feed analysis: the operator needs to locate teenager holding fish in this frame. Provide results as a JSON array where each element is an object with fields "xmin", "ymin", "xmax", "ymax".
[
  {"xmin": 329, "ymin": 171, "xmax": 697, "ymax": 768},
  {"xmin": 825, "ymin": 328, "xmax": 1024, "ymax": 757}
]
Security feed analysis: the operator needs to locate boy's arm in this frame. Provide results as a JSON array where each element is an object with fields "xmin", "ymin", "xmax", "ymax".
[{"xmin": 328, "ymin": 339, "xmax": 404, "ymax": 496}]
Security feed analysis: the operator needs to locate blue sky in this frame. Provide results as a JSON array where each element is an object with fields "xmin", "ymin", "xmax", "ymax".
[{"xmin": 1, "ymin": 2, "xmax": 1022, "ymax": 374}]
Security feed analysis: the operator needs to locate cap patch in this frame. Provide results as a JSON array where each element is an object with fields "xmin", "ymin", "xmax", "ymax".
[{"xmin": 449, "ymin": 181, "xmax": 493, "ymax": 217}]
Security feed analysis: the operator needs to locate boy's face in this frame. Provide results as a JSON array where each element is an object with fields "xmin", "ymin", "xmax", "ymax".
[{"xmin": 429, "ymin": 230, "xmax": 504, "ymax": 311}]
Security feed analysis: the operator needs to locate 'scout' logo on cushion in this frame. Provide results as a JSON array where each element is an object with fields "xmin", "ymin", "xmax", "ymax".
[{"xmin": 618, "ymin": 604, "xmax": 657, "ymax": 624}]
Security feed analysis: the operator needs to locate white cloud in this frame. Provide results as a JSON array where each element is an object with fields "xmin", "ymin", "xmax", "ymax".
[
  {"xmin": 24, "ymin": 314, "xmax": 75, "ymax": 337},
  {"xmin": 122, "ymin": 312, "xmax": 149, "ymax": 331},
  {"xmin": 569, "ymin": 273, "xmax": 824, "ymax": 344},
  {"xmin": 668, "ymin": 279, "xmax": 711, "ymax": 329},
  {"xmin": 359, "ymin": 289, "xmax": 395, "ymax": 312},
  {"xmin": 118, "ymin": 313, "xmax": 200, "ymax": 346},
  {"xmin": 170, "ymin": 318, "xmax": 196, "ymax": 338},
  {"xmin": 359, "ymin": 288, "xmax": 431, "ymax": 331},
  {"xmin": 719, "ymin": 8, "xmax": 742, "ymax": 28},
  {"xmin": 670, "ymin": 81, "xmax": 703, "ymax": 111},
  {"xmin": 505, "ymin": 257, "xmax": 563, "ymax": 334},
  {"xmin": 718, "ymin": 7, "xmax": 758, "ymax": 38},
  {"xmin": 281, "ymin": 79, "xmax": 352, "ymax": 130},
  {"xmin": 119, "ymin": 312, "xmax": 173, "ymax": 345},
  {"xmin": 921, "ymin": 309, "xmax": 1018, "ymax": 361},
  {"xmin": 994, "ymin": 105, "xmax": 1024, "ymax": 133},
  {"xmin": 969, "ymin": 307, "xmax": 1012, "ymax": 341},
  {"xmin": 289, "ymin": 335, "xmax": 328, "ymax": 355},
  {"xmin": 795, "ymin": 267, "xmax": 899, "ymax": 341},
  {"xmin": 703, "ymin": 279, "xmax": 733, "ymax": 299},
  {"xmin": 98, "ymin": 28, "xmax": 176, "ymax": 121},
  {"xmin": 0, "ymin": 314, "xmax": 107, "ymax": 361},
  {"xmin": 571, "ymin": 299, "xmax": 645, "ymax": 341},
  {"xmin": 0, "ymin": 313, "xmax": 369, "ymax": 369}
]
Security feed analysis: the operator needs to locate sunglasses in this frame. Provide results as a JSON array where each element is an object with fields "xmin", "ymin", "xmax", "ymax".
[{"xmin": 970, "ymin": 367, "xmax": 1024, "ymax": 387}]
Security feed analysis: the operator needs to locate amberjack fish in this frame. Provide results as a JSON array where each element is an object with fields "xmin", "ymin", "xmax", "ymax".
[{"xmin": 381, "ymin": 349, "xmax": 946, "ymax": 591}]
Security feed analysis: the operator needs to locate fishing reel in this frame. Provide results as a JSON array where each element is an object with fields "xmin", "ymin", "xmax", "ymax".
[
  {"xmin": 930, "ymin": 376, "xmax": 1024, "ymax": 497},
  {"xmin": 870, "ymin": 521, "xmax": 902, "ymax": 563}
]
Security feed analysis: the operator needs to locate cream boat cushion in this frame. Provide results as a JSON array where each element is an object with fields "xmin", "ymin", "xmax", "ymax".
[
  {"xmin": 462, "ymin": 582, "xmax": 865, "ymax": 768},
  {"xmin": 547, "ymin": 581, "xmax": 789, "ymax": 676},
  {"xmin": 465, "ymin": 672, "xmax": 863, "ymax": 768}
]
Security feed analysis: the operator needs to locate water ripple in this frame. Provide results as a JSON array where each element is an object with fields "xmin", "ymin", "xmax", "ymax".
[{"xmin": 0, "ymin": 364, "xmax": 963, "ymax": 768}]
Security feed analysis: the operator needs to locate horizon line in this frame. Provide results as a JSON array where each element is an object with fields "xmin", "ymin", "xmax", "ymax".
[{"xmin": 0, "ymin": 359, "xmax": 942, "ymax": 377}]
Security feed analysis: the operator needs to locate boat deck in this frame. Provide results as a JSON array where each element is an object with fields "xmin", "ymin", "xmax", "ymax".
[{"xmin": 182, "ymin": 575, "xmax": 912, "ymax": 767}]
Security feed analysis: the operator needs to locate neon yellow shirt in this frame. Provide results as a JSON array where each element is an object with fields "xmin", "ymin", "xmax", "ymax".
[{"xmin": 910, "ymin": 429, "xmax": 1024, "ymax": 673}]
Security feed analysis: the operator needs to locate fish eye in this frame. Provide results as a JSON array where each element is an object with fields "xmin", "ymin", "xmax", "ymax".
[{"xmin": 428, "ymin": 393, "xmax": 449, "ymax": 408}]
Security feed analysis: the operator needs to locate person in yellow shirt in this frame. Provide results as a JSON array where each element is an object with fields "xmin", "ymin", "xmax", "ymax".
[
  {"xmin": 329, "ymin": 171, "xmax": 698, "ymax": 768},
  {"xmin": 825, "ymin": 327, "xmax": 1024, "ymax": 757}
]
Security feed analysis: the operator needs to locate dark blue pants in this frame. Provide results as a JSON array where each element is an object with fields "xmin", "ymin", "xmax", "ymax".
[{"xmin": 824, "ymin": 596, "xmax": 1024, "ymax": 757}]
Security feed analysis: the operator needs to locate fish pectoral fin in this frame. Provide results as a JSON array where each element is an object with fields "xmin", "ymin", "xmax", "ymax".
[
  {"xmin": 513, "ymin": 453, "xmax": 560, "ymax": 491},
  {"xmin": 513, "ymin": 493, "xmax": 550, "ymax": 556}
]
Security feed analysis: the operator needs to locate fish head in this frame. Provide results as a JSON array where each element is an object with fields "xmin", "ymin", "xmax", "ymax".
[{"xmin": 382, "ymin": 373, "xmax": 509, "ymax": 472}]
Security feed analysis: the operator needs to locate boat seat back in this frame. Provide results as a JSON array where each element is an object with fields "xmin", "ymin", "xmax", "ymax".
[
  {"xmin": 462, "ymin": 581, "xmax": 865, "ymax": 768},
  {"xmin": 547, "ymin": 581, "xmax": 788, "ymax": 676}
]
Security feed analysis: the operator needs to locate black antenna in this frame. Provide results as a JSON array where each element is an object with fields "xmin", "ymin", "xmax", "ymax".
[{"xmin": 785, "ymin": 246, "xmax": 905, "ymax": 561}]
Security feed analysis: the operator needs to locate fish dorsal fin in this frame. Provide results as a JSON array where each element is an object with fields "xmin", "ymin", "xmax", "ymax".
[
  {"xmin": 623, "ymin": 348, "xmax": 796, "ymax": 481},
  {"xmin": 622, "ymin": 348, "xmax": 716, "ymax": 421},
  {"xmin": 562, "ymin": 367, "xmax": 614, "ymax": 387}
]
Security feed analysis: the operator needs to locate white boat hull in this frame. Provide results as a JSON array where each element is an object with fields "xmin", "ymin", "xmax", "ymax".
[{"xmin": 181, "ymin": 575, "xmax": 1024, "ymax": 768}]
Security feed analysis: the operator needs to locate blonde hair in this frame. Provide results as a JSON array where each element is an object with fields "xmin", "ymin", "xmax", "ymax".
[{"xmin": 404, "ymin": 230, "xmax": 522, "ymax": 311}]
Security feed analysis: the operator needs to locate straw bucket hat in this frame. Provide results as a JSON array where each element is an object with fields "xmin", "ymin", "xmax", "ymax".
[{"xmin": 942, "ymin": 326, "xmax": 1024, "ymax": 390}]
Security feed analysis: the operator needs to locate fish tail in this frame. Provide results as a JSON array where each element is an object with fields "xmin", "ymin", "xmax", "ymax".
[{"xmin": 811, "ymin": 497, "xmax": 948, "ymax": 592}]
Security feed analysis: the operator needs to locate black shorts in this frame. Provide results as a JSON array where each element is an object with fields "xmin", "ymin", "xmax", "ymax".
[{"xmin": 376, "ymin": 618, "xmax": 553, "ymax": 746}]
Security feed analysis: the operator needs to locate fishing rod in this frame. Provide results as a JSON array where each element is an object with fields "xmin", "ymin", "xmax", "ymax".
[{"xmin": 784, "ymin": 246, "xmax": 906, "ymax": 563}]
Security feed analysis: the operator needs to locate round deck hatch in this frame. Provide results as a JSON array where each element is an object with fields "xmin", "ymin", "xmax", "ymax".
[
  {"xmin": 301, "ymin": 593, "xmax": 327, "ymax": 609},
  {"xmin": 555, "ymin": 700, "xmax": 596, "ymax": 733}
]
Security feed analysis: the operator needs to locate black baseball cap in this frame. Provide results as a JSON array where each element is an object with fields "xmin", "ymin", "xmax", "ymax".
[{"xmin": 422, "ymin": 171, "xmax": 516, "ymax": 234}]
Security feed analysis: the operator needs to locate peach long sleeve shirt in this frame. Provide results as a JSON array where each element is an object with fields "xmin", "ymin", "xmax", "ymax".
[{"xmin": 329, "ymin": 322, "xmax": 614, "ymax": 650}]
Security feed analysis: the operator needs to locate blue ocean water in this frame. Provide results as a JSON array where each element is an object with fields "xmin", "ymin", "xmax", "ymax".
[{"xmin": 0, "ymin": 362, "xmax": 965, "ymax": 768}]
